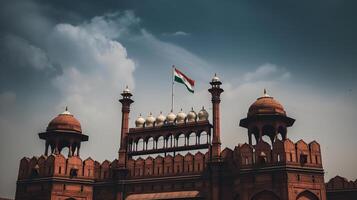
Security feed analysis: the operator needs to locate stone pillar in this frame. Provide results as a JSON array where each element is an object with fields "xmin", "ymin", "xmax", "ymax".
[
  {"xmin": 208, "ymin": 74, "xmax": 224, "ymax": 160},
  {"xmin": 118, "ymin": 86, "xmax": 134, "ymax": 169}
]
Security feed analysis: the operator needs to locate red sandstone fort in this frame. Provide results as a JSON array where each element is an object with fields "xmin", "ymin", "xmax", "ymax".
[{"xmin": 15, "ymin": 75, "xmax": 357, "ymax": 200}]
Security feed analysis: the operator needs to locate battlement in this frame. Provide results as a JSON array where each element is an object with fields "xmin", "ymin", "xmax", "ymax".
[
  {"xmin": 234, "ymin": 139, "xmax": 323, "ymax": 169},
  {"xmin": 326, "ymin": 176, "xmax": 357, "ymax": 191},
  {"xmin": 127, "ymin": 151, "xmax": 209, "ymax": 178},
  {"xmin": 17, "ymin": 154, "xmax": 118, "ymax": 181}
]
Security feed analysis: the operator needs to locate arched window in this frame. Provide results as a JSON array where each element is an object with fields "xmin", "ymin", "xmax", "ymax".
[
  {"xmin": 157, "ymin": 136, "xmax": 165, "ymax": 149},
  {"xmin": 199, "ymin": 131, "xmax": 208, "ymax": 144},
  {"xmin": 137, "ymin": 138, "xmax": 144, "ymax": 151},
  {"xmin": 147, "ymin": 137, "xmax": 154, "ymax": 150}
]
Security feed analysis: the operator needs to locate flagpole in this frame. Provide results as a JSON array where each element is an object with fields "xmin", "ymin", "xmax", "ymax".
[{"xmin": 171, "ymin": 65, "xmax": 175, "ymax": 112}]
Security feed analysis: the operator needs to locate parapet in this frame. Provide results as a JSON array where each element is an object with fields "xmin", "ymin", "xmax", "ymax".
[
  {"xmin": 17, "ymin": 154, "xmax": 119, "ymax": 181},
  {"xmin": 127, "ymin": 151, "xmax": 208, "ymax": 178},
  {"xmin": 326, "ymin": 176, "xmax": 357, "ymax": 191},
  {"xmin": 234, "ymin": 139, "xmax": 323, "ymax": 168}
]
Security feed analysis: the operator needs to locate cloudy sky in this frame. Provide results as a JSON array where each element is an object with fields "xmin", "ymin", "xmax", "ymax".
[{"xmin": 1, "ymin": 0, "xmax": 357, "ymax": 198}]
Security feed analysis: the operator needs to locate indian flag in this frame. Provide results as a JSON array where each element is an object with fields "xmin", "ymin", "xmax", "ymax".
[{"xmin": 174, "ymin": 68, "xmax": 195, "ymax": 93}]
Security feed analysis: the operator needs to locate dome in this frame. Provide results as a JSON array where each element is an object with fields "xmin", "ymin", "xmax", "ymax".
[
  {"xmin": 166, "ymin": 111, "xmax": 176, "ymax": 123},
  {"xmin": 145, "ymin": 113, "xmax": 155, "ymax": 127},
  {"xmin": 248, "ymin": 90, "xmax": 286, "ymax": 117},
  {"xmin": 47, "ymin": 108, "xmax": 82, "ymax": 133},
  {"xmin": 156, "ymin": 112, "xmax": 166, "ymax": 126},
  {"xmin": 135, "ymin": 114, "xmax": 145, "ymax": 128},
  {"xmin": 198, "ymin": 106, "xmax": 209, "ymax": 121},
  {"xmin": 176, "ymin": 109, "xmax": 187, "ymax": 123},
  {"xmin": 187, "ymin": 108, "xmax": 197, "ymax": 122}
]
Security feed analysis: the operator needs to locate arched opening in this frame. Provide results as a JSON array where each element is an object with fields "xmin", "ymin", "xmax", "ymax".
[
  {"xmin": 251, "ymin": 190, "xmax": 280, "ymax": 200},
  {"xmin": 177, "ymin": 133, "xmax": 185, "ymax": 146},
  {"xmin": 278, "ymin": 126, "xmax": 287, "ymax": 140},
  {"xmin": 188, "ymin": 132, "xmax": 196, "ymax": 145},
  {"xmin": 157, "ymin": 136, "xmax": 164, "ymax": 149},
  {"xmin": 137, "ymin": 138, "xmax": 144, "ymax": 151},
  {"xmin": 262, "ymin": 135, "xmax": 271, "ymax": 146},
  {"xmin": 262, "ymin": 125, "xmax": 276, "ymax": 145},
  {"xmin": 147, "ymin": 137, "xmax": 154, "ymax": 150},
  {"xmin": 167, "ymin": 135, "xmax": 174, "ymax": 148},
  {"xmin": 249, "ymin": 126, "xmax": 259, "ymax": 145},
  {"xmin": 296, "ymin": 190, "xmax": 319, "ymax": 200},
  {"xmin": 200, "ymin": 131, "xmax": 208, "ymax": 144},
  {"xmin": 61, "ymin": 146, "xmax": 70, "ymax": 157}
]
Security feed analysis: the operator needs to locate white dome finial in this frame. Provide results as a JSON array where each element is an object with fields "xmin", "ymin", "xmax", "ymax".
[
  {"xmin": 212, "ymin": 73, "xmax": 220, "ymax": 82},
  {"xmin": 62, "ymin": 106, "xmax": 71, "ymax": 115},
  {"xmin": 123, "ymin": 85, "xmax": 130, "ymax": 93},
  {"xmin": 263, "ymin": 88, "xmax": 270, "ymax": 97}
]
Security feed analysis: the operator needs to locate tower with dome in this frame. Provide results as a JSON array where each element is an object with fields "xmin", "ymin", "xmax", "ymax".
[{"xmin": 15, "ymin": 74, "xmax": 332, "ymax": 200}]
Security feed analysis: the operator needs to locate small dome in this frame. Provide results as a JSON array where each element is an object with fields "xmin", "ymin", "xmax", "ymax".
[
  {"xmin": 166, "ymin": 111, "xmax": 176, "ymax": 123},
  {"xmin": 156, "ymin": 112, "xmax": 166, "ymax": 126},
  {"xmin": 47, "ymin": 108, "xmax": 82, "ymax": 133},
  {"xmin": 135, "ymin": 114, "xmax": 145, "ymax": 128},
  {"xmin": 176, "ymin": 109, "xmax": 187, "ymax": 123},
  {"xmin": 198, "ymin": 106, "xmax": 209, "ymax": 121},
  {"xmin": 212, "ymin": 73, "xmax": 220, "ymax": 82},
  {"xmin": 248, "ymin": 89, "xmax": 286, "ymax": 117},
  {"xmin": 187, "ymin": 108, "xmax": 197, "ymax": 122},
  {"xmin": 145, "ymin": 113, "xmax": 155, "ymax": 127}
]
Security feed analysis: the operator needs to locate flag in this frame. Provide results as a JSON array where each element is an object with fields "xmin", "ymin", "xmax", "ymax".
[{"xmin": 174, "ymin": 68, "xmax": 195, "ymax": 93}]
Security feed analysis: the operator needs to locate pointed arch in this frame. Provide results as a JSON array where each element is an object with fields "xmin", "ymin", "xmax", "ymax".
[
  {"xmin": 296, "ymin": 190, "xmax": 319, "ymax": 200},
  {"xmin": 251, "ymin": 190, "xmax": 280, "ymax": 200}
]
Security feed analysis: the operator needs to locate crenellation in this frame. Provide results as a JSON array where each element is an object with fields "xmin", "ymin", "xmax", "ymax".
[{"xmin": 234, "ymin": 139, "xmax": 323, "ymax": 169}]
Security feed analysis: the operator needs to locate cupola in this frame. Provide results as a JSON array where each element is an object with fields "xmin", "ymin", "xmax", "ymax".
[
  {"xmin": 145, "ymin": 112, "xmax": 155, "ymax": 127},
  {"xmin": 156, "ymin": 112, "xmax": 166, "ymax": 126},
  {"xmin": 135, "ymin": 114, "xmax": 145, "ymax": 128},
  {"xmin": 187, "ymin": 108, "xmax": 197, "ymax": 122},
  {"xmin": 176, "ymin": 109, "xmax": 187, "ymax": 123},
  {"xmin": 198, "ymin": 106, "xmax": 209, "ymax": 121}
]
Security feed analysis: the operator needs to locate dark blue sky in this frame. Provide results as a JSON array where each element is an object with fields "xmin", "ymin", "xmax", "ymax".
[{"xmin": 1, "ymin": 0, "xmax": 357, "ymax": 198}]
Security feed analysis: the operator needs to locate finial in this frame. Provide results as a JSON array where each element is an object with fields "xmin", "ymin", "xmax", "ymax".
[
  {"xmin": 61, "ymin": 106, "xmax": 71, "ymax": 115},
  {"xmin": 215, "ymin": 73, "xmax": 217, "ymax": 76},
  {"xmin": 191, "ymin": 107, "xmax": 194, "ymax": 111},
  {"xmin": 263, "ymin": 88, "xmax": 270, "ymax": 97},
  {"xmin": 160, "ymin": 111, "xmax": 162, "ymax": 114},
  {"xmin": 149, "ymin": 112, "xmax": 152, "ymax": 115},
  {"xmin": 180, "ymin": 108, "xmax": 183, "ymax": 111},
  {"xmin": 139, "ymin": 113, "xmax": 142, "ymax": 116}
]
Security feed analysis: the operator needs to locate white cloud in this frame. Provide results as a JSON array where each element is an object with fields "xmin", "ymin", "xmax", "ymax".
[
  {"xmin": 2, "ymin": 35, "xmax": 54, "ymax": 70},
  {"xmin": 243, "ymin": 63, "xmax": 289, "ymax": 82},
  {"xmin": 48, "ymin": 13, "xmax": 136, "ymax": 160},
  {"xmin": 163, "ymin": 31, "xmax": 190, "ymax": 36}
]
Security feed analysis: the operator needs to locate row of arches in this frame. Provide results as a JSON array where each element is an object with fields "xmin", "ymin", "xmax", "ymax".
[
  {"xmin": 128, "ymin": 131, "xmax": 211, "ymax": 152},
  {"xmin": 248, "ymin": 125, "xmax": 287, "ymax": 146}
]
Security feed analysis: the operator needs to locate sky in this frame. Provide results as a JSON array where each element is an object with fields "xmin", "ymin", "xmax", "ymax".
[{"xmin": 1, "ymin": 0, "xmax": 357, "ymax": 198}]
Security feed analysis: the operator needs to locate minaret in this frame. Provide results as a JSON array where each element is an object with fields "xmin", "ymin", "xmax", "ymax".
[
  {"xmin": 118, "ymin": 86, "xmax": 134, "ymax": 168},
  {"xmin": 208, "ymin": 74, "xmax": 224, "ymax": 160}
]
